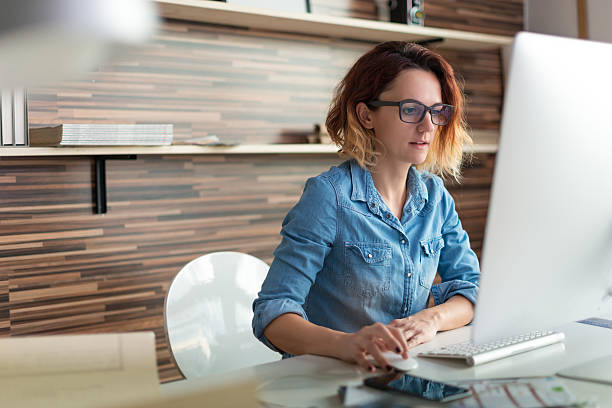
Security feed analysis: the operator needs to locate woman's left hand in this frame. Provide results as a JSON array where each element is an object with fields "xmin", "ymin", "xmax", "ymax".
[{"xmin": 387, "ymin": 311, "xmax": 439, "ymax": 351}]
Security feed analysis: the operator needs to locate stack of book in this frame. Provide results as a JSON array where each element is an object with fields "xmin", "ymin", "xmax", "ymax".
[
  {"xmin": 0, "ymin": 88, "xmax": 28, "ymax": 147},
  {"xmin": 28, "ymin": 124, "xmax": 174, "ymax": 146}
]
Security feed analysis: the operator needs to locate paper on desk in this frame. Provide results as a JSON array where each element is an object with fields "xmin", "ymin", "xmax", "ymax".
[
  {"xmin": 0, "ymin": 332, "xmax": 160, "ymax": 408},
  {"xmin": 450, "ymin": 377, "xmax": 578, "ymax": 408},
  {"xmin": 121, "ymin": 374, "xmax": 259, "ymax": 408}
]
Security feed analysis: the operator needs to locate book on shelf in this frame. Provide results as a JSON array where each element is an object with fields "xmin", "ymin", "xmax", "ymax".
[
  {"xmin": 0, "ymin": 88, "xmax": 28, "ymax": 146},
  {"xmin": 1, "ymin": 89, "xmax": 14, "ymax": 146},
  {"xmin": 13, "ymin": 88, "xmax": 28, "ymax": 146},
  {"xmin": 28, "ymin": 123, "xmax": 174, "ymax": 147}
]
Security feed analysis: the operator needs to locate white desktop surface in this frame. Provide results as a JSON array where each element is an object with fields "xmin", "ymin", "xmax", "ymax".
[{"xmin": 162, "ymin": 320, "xmax": 612, "ymax": 407}]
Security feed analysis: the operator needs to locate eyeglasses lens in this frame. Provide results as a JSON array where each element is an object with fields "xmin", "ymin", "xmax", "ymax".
[
  {"xmin": 432, "ymin": 105, "xmax": 452, "ymax": 125},
  {"xmin": 400, "ymin": 102, "xmax": 452, "ymax": 125},
  {"xmin": 400, "ymin": 103, "xmax": 424, "ymax": 123}
]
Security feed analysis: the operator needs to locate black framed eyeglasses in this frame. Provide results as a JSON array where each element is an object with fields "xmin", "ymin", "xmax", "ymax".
[{"xmin": 367, "ymin": 99, "xmax": 454, "ymax": 126}]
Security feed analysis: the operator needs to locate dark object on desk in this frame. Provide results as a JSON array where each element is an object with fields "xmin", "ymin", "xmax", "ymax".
[
  {"xmin": 363, "ymin": 372, "xmax": 471, "ymax": 403},
  {"xmin": 390, "ymin": 0, "xmax": 425, "ymax": 25}
]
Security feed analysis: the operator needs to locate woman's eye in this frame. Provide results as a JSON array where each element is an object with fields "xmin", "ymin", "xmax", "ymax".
[{"xmin": 402, "ymin": 107, "xmax": 417, "ymax": 115}]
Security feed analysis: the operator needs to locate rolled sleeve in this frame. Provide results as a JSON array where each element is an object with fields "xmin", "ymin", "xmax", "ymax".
[
  {"xmin": 433, "ymin": 182, "xmax": 480, "ymax": 306},
  {"xmin": 252, "ymin": 176, "xmax": 337, "ymax": 353},
  {"xmin": 431, "ymin": 280, "xmax": 478, "ymax": 306},
  {"xmin": 253, "ymin": 298, "xmax": 308, "ymax": 352}
]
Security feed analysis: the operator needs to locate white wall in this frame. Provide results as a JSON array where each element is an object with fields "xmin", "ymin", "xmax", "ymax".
[
  {"xmin": 524, "ymin": 0, "xmax": 612, "ymax": 43},
  {"xmin": 524, "ymin": 0, "xmax": 579, "ymax": 38},
  {"xmin": 587, "ymin": 0, "xmax": 612, "ymax": 42}
]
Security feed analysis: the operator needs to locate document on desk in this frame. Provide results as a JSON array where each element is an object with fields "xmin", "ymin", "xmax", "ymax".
[
  {"xmin": 450, "ymin": 377, "xmax": 578, "ymax": 408},
  {"xmin": 0, "ymin": 332, "xmax": 160, "ymax": 408}
]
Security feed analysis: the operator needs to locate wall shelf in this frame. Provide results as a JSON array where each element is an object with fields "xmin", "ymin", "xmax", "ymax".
[
  {"xmin": 0, "ymin": 143, "xmax": 497, "ymax": 157},
  {"xmin": 155, "ymin": 0, "xmax": 513, "ymax": 50}
]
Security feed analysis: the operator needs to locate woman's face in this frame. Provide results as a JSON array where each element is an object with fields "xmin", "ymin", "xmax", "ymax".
[{"xmin": 359, "ymin": 69, "xmax": 443, "ymax": 167}]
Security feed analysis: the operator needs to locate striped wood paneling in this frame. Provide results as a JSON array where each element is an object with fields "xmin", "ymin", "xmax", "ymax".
[
  {"xmin": 424, "ymin": 0, "xmax": 524, "ymax": 36},
  {"xmin": 447, "ymin": 153, "xmax": 496, "ymax": 258},
  {"xmin": 310, "ymin": 0, "xmax": 523, "ymax": 36},
  {"xmin": 0, "ymin": 154, "xmax": 340, "ymax": 381},
  {"xmin": 27, "ymin": 21, "xmax": 504, "ymax": 143}
]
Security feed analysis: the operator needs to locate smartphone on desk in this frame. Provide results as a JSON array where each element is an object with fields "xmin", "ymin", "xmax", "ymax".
[{"xmin": 363, "ymin": 372, "xmax": 471, "ymax": 403}]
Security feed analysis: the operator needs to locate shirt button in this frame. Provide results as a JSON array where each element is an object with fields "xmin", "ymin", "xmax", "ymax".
[
  {"xmin": 403, "ymin": 307, "xmax": 408, "ymax": 312},
  {"xmin": 401, "ymin": 239, "xmax": 405, "ymax": 244},
  {"xmin": 368, "ymin": 253, "xmax": 372, "ymax": 258},
  {"xmin": 370, "ymin": 202, "xmax": 376, "ymax": 208},
  {"xmin": 407, "ymin": 272, "xmax": 411, "ymax": 277},
  {"xmin": 385, "ymin": 213, "xmax": 391, "ymax": 219}
]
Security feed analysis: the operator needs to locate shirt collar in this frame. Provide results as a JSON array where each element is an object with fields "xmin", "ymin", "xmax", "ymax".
[
  {"xmin": 349, "ymin": 160, "xmax": 369, "ymax": 202},
  {"xmin": 407, "ymin": 166, "xmax": 429, "ymax": 204},
  {"xmin": 349, "ymin": 160, "xmax": 429, "ymax": 208}
]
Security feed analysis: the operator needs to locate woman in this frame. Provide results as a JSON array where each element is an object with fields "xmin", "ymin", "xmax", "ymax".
[{"xmin": 252, "ymin": 41, "xmax": 480, "ymax": 373}]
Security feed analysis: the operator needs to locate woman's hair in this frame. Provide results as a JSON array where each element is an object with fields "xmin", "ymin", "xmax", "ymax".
[{"xmin": 325, "ymin": 41, "xmax": 471, "ymax": 181}]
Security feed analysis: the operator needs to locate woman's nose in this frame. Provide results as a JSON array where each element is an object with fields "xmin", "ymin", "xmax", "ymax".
[{"xmin": 418, "ymin": 111, "xmax": 437, "ymax": 132}]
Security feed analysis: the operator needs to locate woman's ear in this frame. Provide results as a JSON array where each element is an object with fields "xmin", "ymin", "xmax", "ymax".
[{"xmin": 355, "ymin": 102, "xmax": 374, "ymax": 129}]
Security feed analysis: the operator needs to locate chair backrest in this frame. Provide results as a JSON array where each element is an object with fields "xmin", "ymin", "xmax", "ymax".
[{"xmin": 164, "ymin": 251, "xmax": 279, "ymax": 379}]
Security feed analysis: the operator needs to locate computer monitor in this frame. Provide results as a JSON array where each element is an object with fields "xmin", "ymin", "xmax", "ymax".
[{"xmin": 471, "ymin": 32, "xmax": 612, "ymax": 343}]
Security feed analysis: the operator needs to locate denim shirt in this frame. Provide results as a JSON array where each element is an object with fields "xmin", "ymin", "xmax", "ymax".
[{"xmin": 252, "ymin": 160, "xmax": 480, "ymax": 353}]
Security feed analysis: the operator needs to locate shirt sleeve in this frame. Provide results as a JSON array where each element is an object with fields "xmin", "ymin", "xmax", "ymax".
[
  {"xmin": 252, "ymin": 175, "xmax": 337, "ymax": 353},
  {"xmin": 431, "ymin": 181, "xmax": 480, "ymax": 307}
]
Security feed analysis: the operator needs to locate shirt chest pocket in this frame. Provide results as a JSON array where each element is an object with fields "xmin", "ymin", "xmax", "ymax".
[
  {"xmin": 418, "ymin": 236, "xmax": 445, "ymax": 289},
  {"xmin": 344, "ymin": 242, "xmax": 392, "ymax": 297}
]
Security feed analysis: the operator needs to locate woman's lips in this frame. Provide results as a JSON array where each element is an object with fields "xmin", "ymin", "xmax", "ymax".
[{"xmin": 409, "ymin": 141, "xmax": 429, "ymax": 149}]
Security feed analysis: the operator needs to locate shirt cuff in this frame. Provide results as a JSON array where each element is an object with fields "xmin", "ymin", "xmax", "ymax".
[
  {"xmin": 252, "ymin": 298, "xmax": 308, "ymax": 353},
  {"xmin": 431, "ymin": 280, "xmax": 479, "ymax": 306}
]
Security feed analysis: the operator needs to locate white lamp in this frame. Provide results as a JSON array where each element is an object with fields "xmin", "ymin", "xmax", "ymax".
[{"xmin": 0, "ymin": 0, "xmax": 158, "ymax": 87}]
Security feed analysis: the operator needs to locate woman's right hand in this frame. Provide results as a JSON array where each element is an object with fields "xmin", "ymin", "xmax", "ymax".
[{"xmin": 336, "ymin": 322, "xmax": 409, "ymax": 372}]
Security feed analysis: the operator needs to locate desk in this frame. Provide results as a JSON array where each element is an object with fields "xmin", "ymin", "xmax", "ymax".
[{"xmin": 162, "ymin": 320, "xmax": 612, "ymax": 407}]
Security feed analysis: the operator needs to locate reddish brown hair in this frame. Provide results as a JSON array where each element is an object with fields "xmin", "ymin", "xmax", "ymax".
[{"xmin": 326, "ymin": 41, "xmax": 471, "ymax": 180}]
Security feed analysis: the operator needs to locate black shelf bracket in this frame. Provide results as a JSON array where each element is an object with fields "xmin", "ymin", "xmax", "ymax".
[{"xmin": 94, "ymin": 155, "xmax": 137, "ymax": 214}]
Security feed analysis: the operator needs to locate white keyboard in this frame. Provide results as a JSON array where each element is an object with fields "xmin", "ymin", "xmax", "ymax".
[{"xmin": 418, "ymin": 330, "xmax": 565, "ymax": 366}]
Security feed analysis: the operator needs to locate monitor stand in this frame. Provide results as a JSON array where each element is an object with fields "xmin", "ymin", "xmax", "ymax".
[{"xmin": 557, "ymin": 354, "xmax": 612, "ymax": 385}]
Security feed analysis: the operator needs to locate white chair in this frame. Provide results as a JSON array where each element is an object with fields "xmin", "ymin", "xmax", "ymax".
[{"xmin": 164, "ymin": 251, "xmax": 279, "ymax": 379}]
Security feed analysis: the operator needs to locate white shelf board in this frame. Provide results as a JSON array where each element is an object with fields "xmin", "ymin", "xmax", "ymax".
[
  {"xmin": 0, "ymin": 144, "xmax": 338, "ymax": 156},
  {"xmin": 0, "ymin": 143, "xmax": 496, "ymax": 157},
  {"xmin": 155, "ymin": 0, "xmax": 513, "ymax": 50}
]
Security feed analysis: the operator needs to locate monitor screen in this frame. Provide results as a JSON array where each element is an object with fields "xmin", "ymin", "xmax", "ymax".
[{"xmin": 472, "ymin": 32, "xmax": 612, "ymax": 343}]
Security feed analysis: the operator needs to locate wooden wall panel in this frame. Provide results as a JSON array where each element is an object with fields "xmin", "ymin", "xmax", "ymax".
[
  {"xmin": 27, "ymin": 23, "xmax": 368, "ymax": 145},
  {"xmin": 447, "ymin": 153, "xmax": 496, "ymax": 258},
  {"xmin": 27, "ymin": 19, "xmax": 505, "ymax": 143},
  {"xmin": 425, "ymin": 0, "xmax": 524, "ymax": 36},
  {"xmin": 0, "ymin": 153, "xmax": 492, "ymax": 381},
  {"xmin": 0, "ymin": 154, "xmax": 341, "ymax": 381},
  {"xmin": 310, "ymin": 0, "xmax": 524, "ymax": 36}
]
